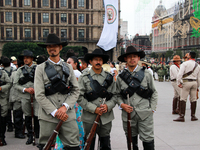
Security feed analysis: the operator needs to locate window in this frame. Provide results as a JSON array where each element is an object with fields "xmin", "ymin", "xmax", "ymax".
[
  {"xmin": 43, "ymin": 29, "xmax": 49, "ymax": 38},
  {"xmin": 61, "ymin": 13, "xmax": 67, "ymax": 23},
  {"xmin": 61, "ymin": 29, "xmax": 67, "ymax": 38},
  {"xmin": 78, "ymin": 29, "xmax": 84, "ymax": 41},
  {"xmin": 78, "ymin": 14, "xmax": 84, "ymax": 23},
  {"xmin": 25, "ymin": 28, "xmax": 31, "ymax": 38},
  {"xmin": 24, "ymin": 13, "xmax": 31, "ymax": 22},
  {"xmin": 6, "ymin": 28, "xmax": 12, "ymax": 39},
  {"xmin": 24, "ymin": 0, "xmax": 30, "ymax": 6},
  {"xmin": 78, "ymin": 0, "xmax": 84, "ymax": 7},
  {"xmin": 43, "ymin": 13, "xmax": 49, "ymax": 23},
  {"xmin": 103, "ymin": 14, "xmax": 105, "ymax": 23},
  {"xmin": 6, "ymin": 12, "xmax": 12, "ymax": 22},
  {"xmin": 5, "ymin": 0, "xmax": 11, "ymax": 5},
  {"xmin": 43, "ymin": 0, "xmax": 49, "ymax": 6},
  {"xmin": 61, "ymin": 0, "xmax": 67, "ymax": 7}
]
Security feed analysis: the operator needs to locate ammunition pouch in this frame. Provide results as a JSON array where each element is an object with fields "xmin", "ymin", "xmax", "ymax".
[
  {"xmin": 0, "ymin": 80, "xmax": 6, "ymax": 86},
  {"xmin": 119, "ymin": 68, "xmax": 153, "ymax": 100},
  {"xmin": 44, "ymin": 61, "xmax": 71, "ymax": 96},
  {"xmin": 18, "ymin": 66, "xmax": 36, "ymax": 85},
  {"xmin": 84, "ymin": 73, "xmax": 113, "ymax": 102}
]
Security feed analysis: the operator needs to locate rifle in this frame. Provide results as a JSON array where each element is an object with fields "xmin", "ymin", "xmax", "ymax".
[
  {"xmin": 43, "ymin": 120, "xmax": 63, "ymax": 150},
  {"xmin": 0, "ymin": 105, "xmax": 3, "ymax": 146},
  {"xmin": 84, "ymin": 98, "xmax": 106, "ymax": 150},
  {"xmin": 127, "ymin": 94, "xmax": 132, "ymax": 150},
  {"xmin": 31, "ymin": 94, "xmax": 36, "ymax": 146}
]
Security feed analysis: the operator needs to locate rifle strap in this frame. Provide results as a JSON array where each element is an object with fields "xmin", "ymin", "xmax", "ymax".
[{"xmin": 183, "ymin": 62, "xmax": 198, "ymax": 78}]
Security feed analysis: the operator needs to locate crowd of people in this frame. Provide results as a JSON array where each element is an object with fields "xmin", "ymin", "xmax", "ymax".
[{"xmin": 1, "ymin": 33, "xmax": 199, "ymax": 150}]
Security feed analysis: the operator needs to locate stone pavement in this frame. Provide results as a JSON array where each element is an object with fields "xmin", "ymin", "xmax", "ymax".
[{"xmin": 1, "ymin": 80, "xmax": 200, "ymax": 150}]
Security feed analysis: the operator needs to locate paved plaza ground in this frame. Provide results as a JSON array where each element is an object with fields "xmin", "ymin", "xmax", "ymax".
[{"xmin": 1, "ymin": 80, "xmax": 200, "ymax": 150}]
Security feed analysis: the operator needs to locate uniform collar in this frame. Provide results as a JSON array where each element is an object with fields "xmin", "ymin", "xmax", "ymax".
[
  {"xmin": 48, "ymin": 58, "xmax": 62, "ymax": 65},
  {"xmin": 25, "ymin": 63, "xmax": 34, "ymax": 69},
  {"xmin": 90, "ymin": 67, "xmax": 106, "ymax": 77}
]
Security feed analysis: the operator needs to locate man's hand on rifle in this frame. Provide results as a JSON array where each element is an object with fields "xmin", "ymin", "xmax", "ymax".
[
  {"xmin": 25, "ymin": 87, "xmax": 35, "ymax": 95},
  {"xmin": 95, "ymin": 107, "xmax": 103, "ymax": 115},
  {"xmin": 55, "ymin": 106, "xmax": 68, "ymax": 122},
  {"xmin": 121, "ymin": 103, "xmax": 133, "ymax": 113},
  {"xmin": 100, "ymin": 104, "xmax": 108, "ymax": 113}
]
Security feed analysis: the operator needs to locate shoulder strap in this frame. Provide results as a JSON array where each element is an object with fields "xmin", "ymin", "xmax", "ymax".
[
  {"xmin": 45, "ymin": 61, "xmax": 59, "ymax": 80},
  {"xmin": 183, "ymin": 62, "xmax": 198, "ymax": 78}
]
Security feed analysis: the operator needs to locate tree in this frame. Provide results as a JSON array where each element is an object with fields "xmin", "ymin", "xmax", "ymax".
[
  {"xmin": 165, "ymin": 49, "xmax": 174, "ymax": 60},
  {"xmin": 174, "ymin": 49, "xmax": 182, "ymax": 58},
  {"xmin": 150, "ymin": 52, "xmax": 158, "ymax": 58}
]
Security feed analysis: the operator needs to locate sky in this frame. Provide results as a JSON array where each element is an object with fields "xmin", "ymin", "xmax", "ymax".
[{"xmin": 120, "ymin": 0, "xmax": 182, "ymax": 38}]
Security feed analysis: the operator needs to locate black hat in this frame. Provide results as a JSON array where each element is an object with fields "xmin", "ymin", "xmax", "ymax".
[
  {"xmin": 18, "ymin": 49, "xmax": 36, "ymax": 61},
  {"xmin": 118, "ymin": 46, "xmax": 145, "ymax": 62},
  {"xmin": 37, "ymin": 33, "xmax": 68, "ymax": 48},
  {"xmin": 84, "ymin": 49, "xmax": 109, "ymax": 64}
]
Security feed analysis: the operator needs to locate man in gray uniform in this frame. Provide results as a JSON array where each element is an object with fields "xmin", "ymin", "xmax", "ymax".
[
  {"xmin": 1, "ymin": 57, "xmax": 16, "ymax": 132},
  {"xmin": 116, "ymin": 46, "xmax": 158, "ymax": 150},
  {"xmin": 0, "ymin": 65, "xmax": 12, "ymax": 145},
  {"xmin": 78, "ymin": 49, "xmax": 117, "ymax": 150},
  {"xmin": 35, "ymin": 34, "xmax": 80, "ymax": 150},
  {"xmin": 174, "ymin": 52, "xmax": 200, "ymax": 122},
  {"xmin": 13, "ymin": 50, "xmax": 39, "ymax": 144}
]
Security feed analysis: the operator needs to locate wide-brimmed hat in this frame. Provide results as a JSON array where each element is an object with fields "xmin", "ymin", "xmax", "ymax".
[
  {"xmin": 37, "ymin": 33, "xmax": 68, "ymax": 48},
  {"xmin": 183, "ymin": 53, "xmax": 189, "ymax": 59},
  {"xmin": 173, "ymin": 55, "xmax": 181, "ymax": 61},
  {"xmin": 18, "ymin": 49, "xmax": 36, "ymax": 61},
  {"xmin": 118, "ymin": 46, "xmax": 145, "ymax": 62},
  {"xmin": 84, "ymin": 49, "xmax": 109, "ymax": 64},
  {"xmin": 138, "ymin": 60, "xmax": 151, "ymax": 67}
]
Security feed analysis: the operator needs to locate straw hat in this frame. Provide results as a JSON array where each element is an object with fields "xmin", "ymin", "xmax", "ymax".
[
  {"xmin": 173, "ymin": 55, "xmax": 181, "ymax": 61},
  {"xmin": 138, "ymin": 60, "xmax": 151, "ymax": 67}
]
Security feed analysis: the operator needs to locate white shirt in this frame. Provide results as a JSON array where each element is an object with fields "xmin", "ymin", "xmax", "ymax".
[{"xmin": 74, "ymin": 69, "xmax": 82, "ymax": 79}]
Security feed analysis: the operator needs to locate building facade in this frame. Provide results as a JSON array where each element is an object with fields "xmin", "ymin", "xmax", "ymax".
[{"xmin": 0, "ymin": 0, "xmax": 121, "ymax": 61}]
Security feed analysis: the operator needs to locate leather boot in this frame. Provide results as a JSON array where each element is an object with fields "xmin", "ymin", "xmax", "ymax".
[
  {"xmin": 6, "ymin": 109, "xmax": 13, "ymax": 132},
  {"xmin": 100, "ymin": 136, "xmax": 111, "ymax": 150},
  {"xmin": 37, "ymin": 144, "xmax": 45, "ymax": 150},
  {"xmin": 63, "ymin": 146, "xmax": 80, "ymax": 150},
  {"xmin": 172, "ymin": 97, "xmax": 179, "ymax": 114},
  {"xmin": 173, "ymin": 101, "xmax": 186, "ymax": 122},
  {"xmin": 0, "ymin": 116, "xmax": 7, "ymax": 145},
  {"xmin": 14, "ymin": 110, "xmax": 25, "ymax": 139},
  {"xmin": 176, "ymin": 97, "xmax": 180, "ymax": 114},
  {"xmin": 143, "ymin": 140, "xmax": 155, "ymax": 150},
  {"xmin": 191, "ymin": 101, "xmax": 198, "ymax": 121},
  {"xmin": 34, "ymin": 116, "xmax": 40, "ymax": 138},
  {"xmin": 84, "ymin": 136, "xmax": 96, "ymax": 150},
  {"xmin": 25, "ymin": 116, "xmax": 33, "ymax": 145},
  {"xmin": 132, "ymin": 136, "xmax": 139, "ymax": 150}
]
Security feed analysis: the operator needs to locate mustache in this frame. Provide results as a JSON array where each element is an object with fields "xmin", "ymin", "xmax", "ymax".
[{"xmin": 95, "ymin": 63, "xmax": 101, "ymax": 66}]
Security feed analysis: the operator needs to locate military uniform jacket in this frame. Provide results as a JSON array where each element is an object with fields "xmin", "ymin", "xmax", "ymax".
[
  {"xmin": 77, "ymin": 68, "xmax": 117, "ymax": 125},
  {"xmin": 0, "ymin": 69, "xmax": 11, "ymax": 106},
  {"xmin": 116, "ymin": 66, "xmax": 158, "ymax": 121},
  {"xmin": 13, "ymin": 64, "xmax": 36, "ymax": 99},
  {"xmin": 34, "ymin": 59, "xmax": 80, "ymax": 123}
]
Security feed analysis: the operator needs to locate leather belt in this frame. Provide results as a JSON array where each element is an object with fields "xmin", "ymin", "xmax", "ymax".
[
  {"xmin": 171, "ymin": 79, "xmax": 176, "ymax": 82},
  {"xmin": 183, "ymin": 79, "xmax": 196, "ymax": 82}
]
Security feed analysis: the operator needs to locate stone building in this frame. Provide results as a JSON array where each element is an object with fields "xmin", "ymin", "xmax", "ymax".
[{"xmin": 0, "ymin": 0, "xmax": 121, "ymax": 61}]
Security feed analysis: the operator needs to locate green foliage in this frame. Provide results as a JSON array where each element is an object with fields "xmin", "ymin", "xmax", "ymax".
[
  {"xmin": 150, "ymin": 52, "xmax": 158, "ymax": 58},
  {"xmin": 191, "ymin": 48, "xmax": 199, "ymax": 58},
  {"xmin": 174, "ymin": 49, "xmax": 182, "ymax": 58},
  {"xmin": 2, "ymin": 42, "xmax": 83, "ymax": 59},
  {"xmin": 165, "ymin": 49, "xmax": 174, "ymax": 59}
]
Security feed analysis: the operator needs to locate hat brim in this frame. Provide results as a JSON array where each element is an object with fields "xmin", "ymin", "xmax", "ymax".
[
  {"xmin": 118, "ymin": 51, "xmax": 145, "ymax": 62},
  {"xmin": 84, "ymin": 53, "xmax": 109, "ymax": 64},
  {"xmin": 18, "ymin": 55, "xmax": 36, "ymax": 61},
  {"xmin": 138, "ymin": 61, "xmax": 151, "ymax": 67},
  {"xmin": 37, "ymin": 42, "xmax": 68, "ymax": 48}
]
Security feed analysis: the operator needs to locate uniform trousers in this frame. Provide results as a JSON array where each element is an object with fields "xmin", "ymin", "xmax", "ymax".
[
  {"xmin": 171, "ymin": 81, "xmax": 181, "ymax": 98},
  {"xmin": 21, "ymin": 98, "xmax": 39, "ymax": 116},
  {"xmin": 123, "ymin": 113, "xmax": 154, "ymax": 142},
  {"xmin": 83, "ymin": 121, "xmax": 112, "ymax": 138},
  {"xmin": 39, "ymin": 119, "xmax": 80, "ymax": 147},
  {"xmin": 181, "ymin": 81, "xmax": 197, "ymax": 102}
]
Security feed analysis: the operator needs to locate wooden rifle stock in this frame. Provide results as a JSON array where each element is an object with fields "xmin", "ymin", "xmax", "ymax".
[
  {"xmin": 84, "ymin": 98, "xmax": 106, "ymax": 150},
  {"xmin": 31, "ymin": 94, "xmax": 36, "ymax": 146},
  {"xmin": 43, "ymin": 120, "xmax": 63, "ymax": 150},
  {"xmin": 127, "ymin": 94, "xmax": 132, "ymax": 150},
  {"xmin": 0, "ymin": 105, "xmax": 3, "ymax": 146}
]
